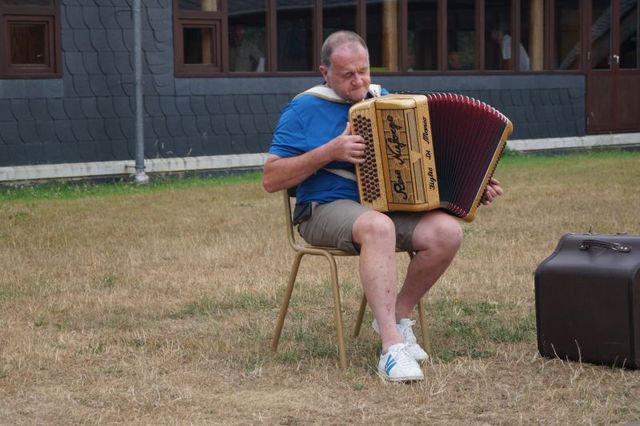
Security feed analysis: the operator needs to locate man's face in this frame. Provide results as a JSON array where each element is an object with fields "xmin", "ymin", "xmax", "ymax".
[
  {"xmin": 233, "ymin": 26, "xmax": 245, "ymax": 43},
  {"xmin": 320, "ymin": 43, "xmax": 371, "ymax": 103}
]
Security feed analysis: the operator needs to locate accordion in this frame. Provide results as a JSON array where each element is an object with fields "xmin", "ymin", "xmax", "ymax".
[{"xmin": 348, "ymin": 93, "xmax": 513, "ymax": 222}]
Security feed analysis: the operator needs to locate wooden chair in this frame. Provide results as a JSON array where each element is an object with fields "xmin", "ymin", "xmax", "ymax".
[{"xmin": 271, "ymin": 188, "xmax": 431, "ymax": 368}]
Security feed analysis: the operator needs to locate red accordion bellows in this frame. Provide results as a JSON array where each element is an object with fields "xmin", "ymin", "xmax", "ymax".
[{"xmin": 427, "ymin": 92, "xmax": 513, "ymax": 220}]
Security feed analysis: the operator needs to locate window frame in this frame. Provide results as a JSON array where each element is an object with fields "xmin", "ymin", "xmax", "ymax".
[
  {"xmin": 0, "ymin": 0, "xmax": 60, "ymax": 79},
  {"xmin": 173, "ymin": 1, "xmax": 227, "ymax": 77}
]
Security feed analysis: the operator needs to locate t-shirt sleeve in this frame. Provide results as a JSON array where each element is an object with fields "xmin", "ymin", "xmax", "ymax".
[{"xmin": 268, "ymin": 102, "xmax": 306, "ymax": 158}]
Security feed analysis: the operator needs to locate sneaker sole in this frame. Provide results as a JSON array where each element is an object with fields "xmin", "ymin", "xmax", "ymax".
[{"xmin": 378, "ymin": 369, "xmax": 424, "ymax": 382}]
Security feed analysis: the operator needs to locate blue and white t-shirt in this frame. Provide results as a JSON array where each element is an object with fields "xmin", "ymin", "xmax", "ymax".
[{"xmin": 269, "ymin": 86, "xmax": 388, "ymax": 204}]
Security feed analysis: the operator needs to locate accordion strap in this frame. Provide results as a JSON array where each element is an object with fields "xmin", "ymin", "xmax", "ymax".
[
  {"xmin": 295, "ymin": 84, "xmax": 383, "ymax": 103},
  {"xmin": 298, "ymin": 84, "xmax": 382, "ymax": 184},
  {"xmin": 368, "ymin": 84, "xmax": 383, "ymax": 98},
  {"xmin": 324, "ymin": 168, "xmax": 357, "ymax": 182}
]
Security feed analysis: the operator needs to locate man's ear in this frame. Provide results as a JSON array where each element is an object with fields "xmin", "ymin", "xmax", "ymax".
[{"xmin": 319, "ymin": 65, "xmax": 329, "ymax": 81}]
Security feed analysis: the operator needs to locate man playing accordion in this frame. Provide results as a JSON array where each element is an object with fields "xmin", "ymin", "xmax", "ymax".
[{"xmin": 263, "ymin": 30, "xmax": 502, "ymax": 382}]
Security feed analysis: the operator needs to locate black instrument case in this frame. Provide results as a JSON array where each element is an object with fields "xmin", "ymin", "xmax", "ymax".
[{"xmin": 535, "ymin": 233, "xmax": 640, "ymax": 368}]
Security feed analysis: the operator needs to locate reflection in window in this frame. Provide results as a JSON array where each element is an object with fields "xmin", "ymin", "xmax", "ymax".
[
  {"xmin": 367, "ymin": 0, "xmax": 399, "ymax": 72},
  {"xmin": 554, "ymin": 0, "xmax": 581, "ymax": 70},
  {"xmin": 407, "ymin": 0, "xmax": 437, "ymax": 71},
  {"xmin": 447, "ymin": 0, "xmax": 475, "ymax": 70},
  {"xmin": 183, "ymin": 26, "xmax": 219, "ymax": 67},
  {"xmin": 277, "ymin": 0, "xmax": 313, "ymax": 71},
  {"xmin": 229, "ymin": 2, "xmax": 266, "ymax": 72},
  {"xmin": 324, "ymin": 0, "xmax": 356, "ymax": 40},
  {"xmin": 9, "ymin": 22, "xmax": 47, "ymax": 65},
  {"xmin": 485, "ymin": 0, "xmax": 513, "ymax": 70},
  {"xmin": 620, "ymin": 0, "xmax": 638, "ymax": 69},
  {"xmin": 590, "ymin": 0, "xmax": 612, "ymax": 69},
  {"xmin": 178, "ymin": 0, "xmax": 219, "ymax": 11}
]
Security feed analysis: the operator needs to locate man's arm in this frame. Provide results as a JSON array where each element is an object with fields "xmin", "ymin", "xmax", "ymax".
[{"xmin": 263, "ymin": 123, "xmax": 366, "ymax": 193}]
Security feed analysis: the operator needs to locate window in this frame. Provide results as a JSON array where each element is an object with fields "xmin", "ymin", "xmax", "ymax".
[
  {"xmin": 620, "ymin": 0, "xmax": 638, "ymax": 69},
  {"xmin": 174, "ymin": 0, "xmax": 600, "ymax": 75},
  {"xmin": 486, "ymin": 0, "xmax": 513, "ymax": 70},
  {"xmin": 366, "ymin": 0, "xmax": 399, "ymax": 72},
  {"xmin": 229, "ymin": 1, "xmax": 266, "ymax": 72},
  {"xmin": 553, "ymin": 0, "xmax": 581, "ymax": 70},
  {"xmin": 324, "ymin": 0, "xmax": 356, "ymax": 40},
  {"xmin": 590, "ymin": 0, "xmax": 611, "ymax": 69},
  {"xmin": 0, "ymin": 0, "xmax": 59, "ymax": 78},
  {"xmin": 277, "ymin": 0, "xmax": 314, "ymax": 71},
  {"xmin": 174, "ymin": 0, "xmax": 223, "ymax": 75},
  {"xmin": 407, "ymin": 0, "xmax": 438, "ymax": 71},
  {"xmin": 448, "ymin": 0, "xmax": 476, "ymax": 70}
]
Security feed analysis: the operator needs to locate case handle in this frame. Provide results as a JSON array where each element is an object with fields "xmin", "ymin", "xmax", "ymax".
[{"xmin": 579, "ymin": 239, "xmax": 631, "ymax": 253}]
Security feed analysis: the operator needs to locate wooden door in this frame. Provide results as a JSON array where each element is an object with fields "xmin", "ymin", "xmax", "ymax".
[{"xmin": 587, "ymin": 0, "xmax": 640, "ymax": 133}]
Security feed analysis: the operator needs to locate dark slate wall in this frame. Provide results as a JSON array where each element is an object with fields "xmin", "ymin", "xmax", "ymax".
[
  {"xmin": 0, "ymin": 0, "xmax": 586, "ymax": 168},
  {"xmin": 376, "ymin": 74, "xmax": 586, "ymax": 140}
]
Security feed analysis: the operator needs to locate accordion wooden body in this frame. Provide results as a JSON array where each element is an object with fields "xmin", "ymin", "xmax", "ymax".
[{"xmin": 348, "ymin": 93, "xmax": 513, "ymax": 222}]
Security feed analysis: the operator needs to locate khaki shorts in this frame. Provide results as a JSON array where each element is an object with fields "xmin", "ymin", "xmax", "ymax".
[{"xmin": 298, "ymin": 199, "xmax": 425, "ymax": 253}]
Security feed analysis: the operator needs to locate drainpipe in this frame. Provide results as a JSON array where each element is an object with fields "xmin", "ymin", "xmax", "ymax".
[{"xmin": 133, "ymin": 0, "xmax": 149, "ymax": 184}]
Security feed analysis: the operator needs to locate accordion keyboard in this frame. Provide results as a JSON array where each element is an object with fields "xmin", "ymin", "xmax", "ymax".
[{"xmin": 352, "ymin": 114, "xmax": 382, "ymax": 203}]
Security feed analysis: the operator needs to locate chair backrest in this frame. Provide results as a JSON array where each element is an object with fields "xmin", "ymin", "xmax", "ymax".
[{"xmin": 282, "ymin": 189, "xmax": 298, "ymax": 249}]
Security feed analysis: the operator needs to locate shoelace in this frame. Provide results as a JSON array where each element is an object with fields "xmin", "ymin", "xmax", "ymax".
[
  {"xmin": 388, "ymin": 345, "xmax": 416, "ymax": 369},
  {"xmin": 399, "ymin": 320, "xmax": 418, "ymax": 345}
]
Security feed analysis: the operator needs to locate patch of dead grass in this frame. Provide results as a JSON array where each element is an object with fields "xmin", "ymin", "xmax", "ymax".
[{"xmin": 1, "ymin": 151, "xmax": 639, "ymax": 424}]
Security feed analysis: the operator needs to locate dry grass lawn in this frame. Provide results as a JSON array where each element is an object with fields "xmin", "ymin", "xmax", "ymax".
[{"xmin": 1, "ymin": 150, "xmax": 639, "ymax": 425}]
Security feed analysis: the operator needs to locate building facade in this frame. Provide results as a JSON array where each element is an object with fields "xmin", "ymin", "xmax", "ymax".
[{"xmin": 0, "ymin": 0, "xmax": 638, "ymax": 181}]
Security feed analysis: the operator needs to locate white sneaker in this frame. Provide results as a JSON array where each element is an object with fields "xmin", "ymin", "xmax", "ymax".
[
  {"xmin": 372, "ymin": 318, "xmax": 429, "ymax": 363},
  {"xmin": 378, "ymin": 343, "xmax": 424, "ymax": 382}
]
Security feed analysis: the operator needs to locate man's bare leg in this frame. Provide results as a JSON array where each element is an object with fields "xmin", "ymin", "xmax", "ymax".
[
  {"xmin": 352, "ymin": 211, "xmax": 403, "ymax": 352},
  {"xmin": 395, "ymin": 211, "xmax": 463, "ymax": 320}
]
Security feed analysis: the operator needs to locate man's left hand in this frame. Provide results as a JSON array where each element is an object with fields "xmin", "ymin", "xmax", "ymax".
[{"xmin": 481, "ymin": 177, "xmax": 503, "ymax": 205}]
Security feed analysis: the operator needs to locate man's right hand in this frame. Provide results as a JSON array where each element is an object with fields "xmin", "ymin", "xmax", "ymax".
[
  {"xmin": 263, "ymin": 123, "xmax": 366, "ymax": 193},
  {"xmin": 329, "ymin": 123, "xmax": 366, "ymax": 164}
]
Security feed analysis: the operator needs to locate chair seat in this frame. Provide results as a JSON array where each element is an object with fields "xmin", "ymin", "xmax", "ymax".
[
  {"xmin": 294, "ymin": 242, "xmax": 356, "ymax": 256},
  {"xmin": 294, "ymin": 243, "xmax": 409, "ymax": 257}
]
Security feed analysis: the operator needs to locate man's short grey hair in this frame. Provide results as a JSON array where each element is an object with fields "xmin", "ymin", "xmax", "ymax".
[{"xmin": 321, "ymin": 31, "xmax": 368, "ymax": 68}]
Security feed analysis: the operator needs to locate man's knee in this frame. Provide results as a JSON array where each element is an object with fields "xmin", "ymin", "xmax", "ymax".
[
  {"xmin": 438, "ymin": 215, "xmax": 463, "ymax": 252},
  {"xmin": 353, "ymin": 211, "xmax": 396, "ymax": 244},
  {"xmin": 414, "ymin": 212, "xmax": 463, "ymax": 254}
]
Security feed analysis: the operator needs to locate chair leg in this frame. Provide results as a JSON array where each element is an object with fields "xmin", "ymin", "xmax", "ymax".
[
  {"xmin": 272, "ymin": 251, "xmax": 304, "ymax": 352},
  {"xmin": 406, "ymin": 251, "xmax": 432, "ymax": 353},
  {"xmin": 321, "ymin": 252, "xmax": 348, "ymax": 369},
  {"xmin": 353, "ymin": 294, "xmax": 367, "ymax": 338},
  {"xmin": 417, "ymin": 298, "xmax": 432, "ymax": 354}
]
